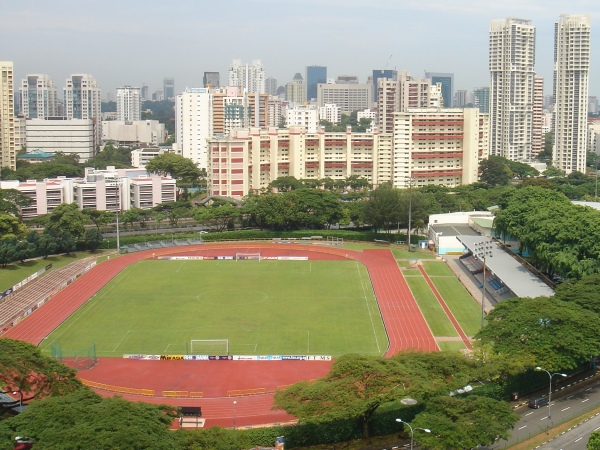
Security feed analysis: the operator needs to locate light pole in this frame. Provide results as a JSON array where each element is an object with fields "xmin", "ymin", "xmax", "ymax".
[
  {"xmin": 233, "ymin": 400, "xmax": 237, "ymax": 430},
  {"xmin": 473, "ymin": 240, "xmax": 493, "ymax": 328},
  {"xmin": 396, "ymin": 418, "xmax": 430, "ymax": 450},
  {"xmin": 12, "ymin": 391, "xmax": 22, "ymax": 410},
  {"xmin": 114, "ymin": 178, "xmax": 122, "ymax": 254},
  {"xmin": 535, "ymin": 366, "xmax": 567, "ymax": 429},
  {"xmin": 406, "ymin": 177, "xmax": 415, "ymax": 252}
]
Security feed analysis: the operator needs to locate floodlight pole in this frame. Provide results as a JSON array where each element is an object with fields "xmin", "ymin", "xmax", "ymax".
[
  {"xmin": 115, "ymin": 178, "xmax": 122, "ymax": 254},
  {"xmin": 233, "ymin": 400, "xmax": 237, "ymax": 430},
  {"xmin": 406, "ymin": 177, "xmax": 415, "ymax": 252}
]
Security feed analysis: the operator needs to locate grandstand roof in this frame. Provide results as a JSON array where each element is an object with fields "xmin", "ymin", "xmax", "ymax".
[
  {"xmin": 429, "ymin": 224, "xmax": 480, "ymax": 236},
  {"xmin": 457, "ymin": 235, "xmax": 555, "ymax": 299}
]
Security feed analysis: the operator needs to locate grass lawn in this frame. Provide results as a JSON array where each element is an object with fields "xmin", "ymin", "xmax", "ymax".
[
  {"xmin": 421, "ymin": 260, "xmax": 454, "ymax": 277},
  {"xmin": 405, "ymin": 277, "xmax": 458, "ymax": 337},
  {"xmin": 437, "ymin": 341, "xmax": 466, "ymax": 351},
  {"xmin": 430, "ymin": 277, "xmax": 482, "ymax": 337},
  {"xmin": 390, "ymin": 248, "xmax": 436, "ymax": 259},
  {"xmin": 402, "ymin": 269, "xmax": 421, "ymax": 276},
  {"xmin": 0, "ymin": 252, "xmax": 107, "ymax": 292},
  {"xmin": 41, "ymin": 260, "xmax": 388, "ymax": 357}
]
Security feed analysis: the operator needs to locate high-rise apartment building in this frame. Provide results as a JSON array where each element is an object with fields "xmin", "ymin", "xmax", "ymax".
[
  {"xmin": 21, "ymin": 74, "xmax": 58, "ymax": 119},
  {"xmin": 140, "ymin": 84, "xmax": 149, "ymax": 102},
  {"xmin": 116, "ymin": 86, "xmax": 141, "ymax": 121},
  {"xmin": 317, "ymin": 83, "xmax": 372, "ymax": 114},
  {"xmin": 453, "ymin": 89, "xmax": 468, "ymax": 108},
  {"xmin": 163, "ymin": 77, "xmax": 175, "ymax": 100},
  {"xmin": 372, "ymin": 69, "xmax": 398, "ymax": 103},
  {"xmin": 489, "ymin": 18, "xmax": 536, "ymax": 162},
  {"xmin": 64, "ymin": 74, "xmax": 101, "ymax": 146},
  {"xmin": 306, "ymin": 66, "xmax": 327, "ymax": 102},
  {"xmin": 425, "ymin": 72, "xmax": 454, "ymax": 108},
  {"xmin": 228, "ymin": 60, "xmax": 266, "ymax": 94},
  {"xmin": 175, "ymin": 88, "xmax": 212, "ymax": 169},
  {"xmin": 0, "ymin": 61, "xmax": 15, "ymax": 170},
  {"xmin": 398, "ymin": 72, "xmax": 431, "ymax": 112},
  {"xmin": 473, "ymin": 87, "xmax": 490, "ymax": 113},
  {"xmin": 286, "ymin": 73, "xmax": 306, "ymax": 104},
  {"xmin": 553, "ymin": 14, "xmax": 591, "ymax": 174},
  {"xmin": 211, "ymin": 87, "xmax": 269, "ymax": 135},
  {"xmin": 532, "ymin": 76, "xmax": 544, "ymax": 157},
  {"xmin": 265, "ymin": 77, "xmax": 278, "ymax": 96},
  {"xmin": 203, "ymin": 72, "xmax": 220, "ymax": 89}
]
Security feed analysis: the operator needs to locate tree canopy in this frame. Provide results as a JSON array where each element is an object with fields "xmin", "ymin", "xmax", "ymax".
[{"xmin": 476, "ymin": 296, "xmax": 600, "ymax": 371}]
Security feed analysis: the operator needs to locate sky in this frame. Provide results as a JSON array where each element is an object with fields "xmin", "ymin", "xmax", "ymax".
[{"xmin": 2, "ymin": 0, "xmax": 599, "ymax": 99}]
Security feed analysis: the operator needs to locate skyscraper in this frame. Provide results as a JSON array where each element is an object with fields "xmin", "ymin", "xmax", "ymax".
[
  {"xmin": 553, "ymin": 14, "xmax": 591, "ymax": 174},
  {"xmin": 163, "ymin": 77, "xmax": 175, "ymax": 100},
  {"xmin": 372, "ymin": 69, "xmax": 397, "ymax": 103},
  {"xmin": 228, "ymin": 60, "xmax": 266, "ymax": 94},
  {"xmin": 265, "ymin": 77, "xmax": 278, "ymax": 96},
  {"xmin": 64, "ymin": 74, "xmax": 102, "ymax": 146},
  {"xmin": 489, "ymin": 18, "xmax": 536, "ymax": 162},
  {"xmin": 0, "ymin": 61, "xmax": 15, "ymax": 169},
  {"xmin": 473, "ymin": 87, "xmax": 490, "ymax": 114},
  {"xmin": 425, "ymin": 72, "xmax": 454, "ymax": 108},
  {"xmin": 21, "ymin": 74, "xmax": 58, "ymax": 119},
  {"xmin": 116, "ymin": 86, "xmax": 141, "ymax": 121},
  {"xmin": 532, "ymin": 76, "xmax": 544, "ymax": 157},
  {"xmin": 203, "ymin": 72, "xmax": 220, "ymax": 89},
  {"xmin": 175, "ymin": 88, "xmax": 212, "ymax": 169},
  {"xmin": 286, "ymin": 73, "xmax": 306, "ymax": 104},
  {"xmin": 306, "ymin": 66, "xmax": 327, "ymax": 102}
]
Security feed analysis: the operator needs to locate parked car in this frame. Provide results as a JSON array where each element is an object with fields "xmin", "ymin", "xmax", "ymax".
[{"xmin": 528, "ymin": 397, "xmax": 549, "ymax": 408}]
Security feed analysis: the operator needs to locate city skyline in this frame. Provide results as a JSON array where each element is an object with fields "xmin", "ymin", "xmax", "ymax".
[{"xmin": 2, "ymin": 1, "xmax": 598, "ymax": 98}]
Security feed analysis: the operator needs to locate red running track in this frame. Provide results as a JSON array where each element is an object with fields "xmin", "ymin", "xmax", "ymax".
[{"xmin": 2, "ymin": 243, "xmax": 438, "ymax": 426}]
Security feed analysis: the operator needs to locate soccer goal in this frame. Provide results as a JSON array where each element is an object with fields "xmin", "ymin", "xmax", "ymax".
[
  {"xmin": 189, "ymin": 339, "xmax": 229, "ymax": 355},
  {"xmin": 235, "ymin": 252, "xmax": 261, "ymax": 261}
]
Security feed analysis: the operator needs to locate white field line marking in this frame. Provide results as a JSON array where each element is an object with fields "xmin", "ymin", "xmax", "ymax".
[
  {"xmin": 356, "ymin": 261, "xmax": 381, "ymax": 353},
  {"xmin": 113, "ymin": 330, "xmax": 132, "ymax": 352},
  {"xmin": 176, "ymin": 260, "xmax": 187, "ymax": 272}
]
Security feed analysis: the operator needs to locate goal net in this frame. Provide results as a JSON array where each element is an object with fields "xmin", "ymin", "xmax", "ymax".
[
  {"xmin": 189, "ymin": 339, "xmax": 229, "ymax": 355},
  {"xmin": 235, "ymin": 252, "xmax": 261, "ymax": 261}
]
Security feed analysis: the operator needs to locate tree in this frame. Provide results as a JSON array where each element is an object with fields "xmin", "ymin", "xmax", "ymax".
[
  {"xmin": 36, "ymin": 230, "xmax": 60, "ymax": 259},
  {"xmin": 194, "ymin": 203, "xmax": 241, "ymax": 232},
  {"xmin": 145, "ymin": 153, "xmax": 202, "ymax": 183},
  {"xmin": 362, "ymin": 184, "xmax": 403, "ymax": 234},
  {"xmin": 476, "ymin": 296, "xmax": 600, "ymax": 371},
  {"xmin": 555, "ymin": 274, "xmax": 600, "ymax": 316},
  {"xmin": 153, "ymin": 201, "xmax": 192, "ymax": 227},
  {"xmin": 0, "ymin": 239, "xmax": 18, "ymax": 267},
  {"xmin": 543, "ymin": 165, "xmax": 564, "ymax": 177},
  {"xmin": 83, "ymin": 209, "xmax": 114, "ymax": 230},
  {"xmin": 0, "ymin": 213, "xmax": 27, "ymax": 240},
  {"xmin": 410, "ymin": 396, "xmax": 519, "ymax": 449},
  {"xmin": 589, "ymin": 430, "xmax": 600, "ymax": 450},
  {"xmin": 86, "ymin": 144, "xmax": 133, "ymax": 169},
  {"xmin": 479, "ymin": 156, "xmax": 513, "ymax": 186},
  {"xmin": 0, "ymin": 339, "xmax": 81, "ymax": 402},
  {"xmin": 0, "ymin": 189, "xmax": 33, "ymax": 217},
  {"xmin": 43, "ymin": 203, "xmax": 88, "ymax": 239},
  {"xmin": 85, "ymin": 228, "xmax": 103, "ymax": 252},
  {"xmin": 269, "ymin": 176, "xmax": 304, "ymax": 192},
  {"xmin": 0, "ymin": 389, "xmax": 178, "ymax": 449},
  {"xmin": 284, "ymin": 189, "xmax": 343, "ymax": 229}
]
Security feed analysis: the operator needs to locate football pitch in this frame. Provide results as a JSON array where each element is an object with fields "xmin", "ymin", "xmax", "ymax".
[{"xmin": 41, "ymin": 259, "xmax": 389, "ymax": 357}]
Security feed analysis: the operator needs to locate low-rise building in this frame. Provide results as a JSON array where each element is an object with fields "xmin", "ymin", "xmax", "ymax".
[
  {"xmin": 101, "ymin": 120, "xmax": 166, "ymax": 146},
  {"xmin": 25, "ymin": 117, "xmax": 95, "ymax": 161}
]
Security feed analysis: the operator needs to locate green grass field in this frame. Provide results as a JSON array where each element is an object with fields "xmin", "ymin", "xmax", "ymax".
[
  {"xmin": 429, "ymin": 277, "xmax": 482, "ymax": 337},
  {"xmin": 41, "ymin": 259, "xmax": 389, "ymax": 358}
]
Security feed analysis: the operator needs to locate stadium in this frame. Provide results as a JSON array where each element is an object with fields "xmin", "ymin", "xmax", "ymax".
[{"xmin": 2, "ymin": 241, "xmax": 480, "ymax": 428}]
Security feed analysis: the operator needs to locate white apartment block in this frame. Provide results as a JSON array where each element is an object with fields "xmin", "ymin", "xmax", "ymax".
[
  {"xmin": 532, "ymin": 76, "xmax": 544, "ymax": 157},
  {"xmin": 1, "ymin": 61, "xmax": 15, "ymax": 170},
  {"xmin": 489, "ymin": 18, "xmax": 536, "ymax": 162},
  {"xmin": 207, "ymin": 109, "xmax": 488, "ymax": 200},
  {"xmin": 20, "ymin": 74, "xmax": 58, "ymax": 119},
  {"xmin": 267, "ymin": 96, "xmax": 285, "ymax": 127},
  {"xmin": 228, "ymin": 59, "xmax": 266, "ymax": 94},
  {"xmin": 64, "ymin": 74, "xmax": 102, "ymax": 146},
  {"xmin": 0, "ymin": 167, "xmax": 177, "ymax": 219},
  {"xmin": 588, "ymin": 120, "xmax": 600, "ymax": 155},
  {"xmin": 429, "ymin": 83, "xmax": 444, "ymax": 108},
  {"xmin": 102, "ymin": 120, "xmax": 166, "ymax": 146},
  {"xmin": 286, "ymin": 106, "xmax": 319, "ymax": 132},
  {"xmin": 175, "ymin": 88, "xmax": 212, "ymax": 169},
  {"xmin": 25, "ymin": 117, "xmax": 95, "ymax": 161},
  {"xmin": 14, "ymin": 116, "xmax": 26, "ymax": 151},
  {"xmin": 553, "ymin": 14, "xmax": 591, "ymax": 174},
  {"xmin": 317, "ymin": 83, "xmax": 372, "ymax": 114},
  {"xmin": 397, "ymin": 72, "xmax": 431, "ymax": 112},
  {"xmin": 131, "ymin": 147, "xmax": 171, "ymax": 169},
  {"xmin": 319, "ymin": 103, "xmax": 340, "ymax": 124},
  {"xmin": 392, "ymin": 108, "xmax": 488, "ymax": 189},
  {"xmin": 116, "ymin": 86, "xmax": 141, "ymax": 121}
]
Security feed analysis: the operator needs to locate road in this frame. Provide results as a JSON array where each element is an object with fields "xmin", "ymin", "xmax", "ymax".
[{"xmin": 537, "ymin": 414, "xmax": 600, "ymax": 449}]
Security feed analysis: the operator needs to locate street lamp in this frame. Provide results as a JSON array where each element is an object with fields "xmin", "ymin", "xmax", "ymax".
[
  {"xmin": 396, "ymin": 418, "xmax": 430, "ymax": 450},
  {"xmin": 12, "ymin": 391, "xmax": 22, "ymax": 410},
  {"xmin": 114, "ymin": 178, "xmax": 123, "ymax": 254},
  {"xmin": 473, "ymin": 240, "xmax": 493, "ymax": 328},
  {"xmin": 233, "ymin": 400, "xmax": 237, "ymax": 430},
  {"xmin": 535, "ymin": 367, "xmax": 567, "ymax": 429}
]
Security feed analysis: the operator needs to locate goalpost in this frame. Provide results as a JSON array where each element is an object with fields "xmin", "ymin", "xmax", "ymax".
[
  {"xmin": 235, "ymin": 252, "xmax": 262, "ymax": 261},
  {"xmin": 189, "ymin": 339, "xmax": 229, "ymax": 355}
]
